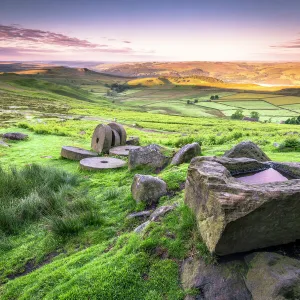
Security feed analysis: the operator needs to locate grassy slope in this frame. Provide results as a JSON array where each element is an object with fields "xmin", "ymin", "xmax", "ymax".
[{"xmin": 1, "ymin": 73, "xmax": 300, "ymax": 298}]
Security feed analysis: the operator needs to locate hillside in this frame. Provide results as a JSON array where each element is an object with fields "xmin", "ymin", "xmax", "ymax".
[{"xmin": 94, "ymin": 61, "xmax": 300, "ymax": 86}]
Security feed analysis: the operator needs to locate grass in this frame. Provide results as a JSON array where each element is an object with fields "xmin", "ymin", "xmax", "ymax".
[{"xmin": 2, "ymin": 69, "xmax": 300, "ymax": 299}]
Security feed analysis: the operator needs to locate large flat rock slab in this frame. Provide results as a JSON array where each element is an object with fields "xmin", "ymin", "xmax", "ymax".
[
  {"xmin": 185, "ymin": 156, "xmax": 300, "ymax": 255},
  {"xmin": 80, "ymin": 157, "xmax": 126, "ymax": 170},
  {"xmin": 2, "ymin": 132, "xmax": 28, "ymax": 140},
  {"xmin": 61, "ymin": 146, "xmax": 98, "ymax": 161},
  {"xmin": 109, "ymin": 145, "xmax": 140, "ymax": 156}
]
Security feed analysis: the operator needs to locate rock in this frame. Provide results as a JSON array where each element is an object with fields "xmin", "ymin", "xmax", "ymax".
[
  {"xmin": 131, "ymin": 174, "xmax": 167, "ymax": 204},
  {"xmin": 171, "ymin": 142, "xmax": 201, "ymax": 166},
  {"xmin": 128, "ymin": 144, "xmax": 170, "ymax": 171},
  {"xmin": 271, "ymin": 161, "xmax": 300, "ymax": 179},
  {"xmin": 223, "ymin": 141, "xmax": 270, "ymax": 162},
  {"xmin": 0, "ymin": 140, "xmax": 9, "ymax": 147},
  {"xmin": 108, "ymin": 122, "xmax": 127, "ymax": 145},
  {"xmin": 134, "ymin": 220, "xmax": 151, "ymax": 234},
  {"xmin": 245, "ymin": 252, "xmax": 300, "ymax": 300},
  {"xmin": 111, "ymin": 129, "xmax": 121, "ymax": 147},
  {"xmin": 273, "ymin": 142, "xmax": 280, "ymax": 148},
  {"xmin": 150, "ymin": 205, "xmax": 176, "ymax": 221},
  {"xmin": 80, "ymin": 157, "xmax": 126, "ymax": 171},
  {"xmin": 91, "ymin": 124, "xmax": 112, "ymax": 153},
  {"xmin": 126, "ymin": 136, "xmax": 140, "ymax": 146},
  {"xmin": 2, "ymin": 132, "xmax": 28, "ymax": 140},
  {"xmin": 109, "ymin": 145, "xmax": 141, "ymax": 156},
  {"xmin": 185, "ymin": 157, "xmax": 300, "ymax": 255},
  {"xmin": 193, "ymin": 156, "xmax": 269, "ymax": 175},
  {"xmin": 61, "ymin": 146, "xmax": 98, "ymax": 161},
  {"xmin": 127, "ymin": 211, "xmax": 151, "ymax": 219},
  {"xmin": 181, "ymin": 257, "xmax": 251, "ymax": 300}
]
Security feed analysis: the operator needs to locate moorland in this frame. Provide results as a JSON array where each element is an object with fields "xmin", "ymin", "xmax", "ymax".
[{"xmin": 1, "ymin": 62, "xmax": 300, "ymax": 299}]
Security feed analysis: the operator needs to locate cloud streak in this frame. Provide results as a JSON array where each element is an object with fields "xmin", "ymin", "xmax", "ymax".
[
  {"xmin": 271, "ymin": 37, "xmax": 300, "ymax": 49},
  {"xmin": 0, "ymin": 24, "xmax": 135, "ymax": 54}
]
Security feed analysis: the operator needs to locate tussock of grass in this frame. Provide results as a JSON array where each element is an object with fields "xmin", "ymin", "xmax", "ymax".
[{"xmin": 0, "ymin": 164, "xmax": 101, "ymax": 236}]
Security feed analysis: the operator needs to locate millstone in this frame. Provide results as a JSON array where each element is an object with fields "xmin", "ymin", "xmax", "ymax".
[
  {"xmin": 126, "ymin": 136, "xmax": 140, "ymax": 146},
  {"xmin": 108, "ymin": 122, "xmax": 127, "ymax": 145},
  {"xmin": 61, "ymin": 146, "xmax": 98, "ymax": 161},
  {"xmin": 91, "ymin": 124, "xmax": 112, "ymax": 153},
  {"xmin": 80, "ymin": 157, "xmax": 127, "ymax": 170},
  {"xmin": 109, "ymin": 145, "xmax": 141, "ymax": 156},
  {"xmin": 111, "ymin": 129, "xmax": 121, "ymax": 147}
]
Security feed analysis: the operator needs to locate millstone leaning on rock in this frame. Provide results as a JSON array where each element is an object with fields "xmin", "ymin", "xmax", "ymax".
[
  {"xmin": 111, "ymin": 129, "xmax": 121, "ymax": 147},
  {"xmin": 108, "ymin": 122, "xmax": 127, "ymax": 145},
  {"xmin": 91, "ymin": 124, "xmax": 112, "ymax": 153}
]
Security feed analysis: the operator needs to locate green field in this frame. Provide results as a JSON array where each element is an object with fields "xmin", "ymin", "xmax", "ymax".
[{"xmin": 1, "ymin": 69, "xmax": 300, "ymax": 299}]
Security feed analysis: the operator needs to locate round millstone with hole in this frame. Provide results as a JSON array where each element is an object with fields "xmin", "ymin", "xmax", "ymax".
[
  {"xmin": 80, "ymin": 157, "xmax": 127, "ymax": 170},
  {"xmin": 126, "ymin": 136, "xmax": 140, "ymax": 146},
  {"xmin": 108, "ymin": 122, "xmax": 127, "ymax": 145},
  {"xmin": 91, "ymin": 124, "xmax": 112, "ymax": 154},
  {"xmin": 61, "ymin": 146, "xmax": 98, "ymax": 160},
  {"xmin": 111, "ymin": 129, "xmax": 121, "ymax": 147},
  {"xmin": 109, "ymin": 145, "xmax": 141, "ymax": 156}
]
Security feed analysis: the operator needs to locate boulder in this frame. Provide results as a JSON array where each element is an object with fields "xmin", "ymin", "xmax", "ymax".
[
  {"xmin": 131, "ymin": 174, "xmax": 167, "ymax": 204},
  {"xmin": 128, "ymin": 144, "xmax": 170, "ymax": 171},
  {"xmin": 108, "ymin": 122, "xmax": 127, "ymax": 145},
  {"xmin": 185, "ymin": 157, "xmax": 300, "ymax": 255},
  {"xmin": 126, "ymin": 136, "xmax": 140, "ymax": 146},
  {"xmin": 223, "ymin": 141, "xmax": 270, "ymax": 162},
  {"xmin": 2, "ymin": 132, "xmax": 28, "ymax": 140},
  {"xmin": 181, "ymin": 257, "xmax": 251, "ymax": 300},
  {"xmin": 245, "ymin": 252, "xmax": 300, "ymax": 300},
  {"xmin": 91, "ymin": 124, "xmax": 112, "ymax": 153},
  {"xmin": 271, "ymin": 161, "xmax": 300, "ymax": 179},
  {"xmin": 171, "ymin": 142, "xmax": 201, "ymax": 165},
  {"xmin": 0, "ymin": 140, "xmax": 9, "ymax": 147}
]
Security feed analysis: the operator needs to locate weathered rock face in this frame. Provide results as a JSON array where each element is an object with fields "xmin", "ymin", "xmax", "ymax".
[
  {"xmin": 245, "ymin": 252, "xmax": 300, "ymax": 300},
  {"xmin": 272, "ymin": 161, "xmax": 300, "ymax": 179},
  {"xmin": 181, "ymin": 258, "xmax": 252, "ymax": 300},
  {"xmin": 131, "ymin": 174, "xmax": 167, "ymax": 204},
  {"xmin": 185, "ymin": 156, "xmax": 300, "ymax": 255},
  {"xmin": 223, "ymin": 141, "xmax": 270, "ymax": 162},
  {"xmin": 128, "ymin": 144, "xmax": 170, "ymax": 171},
  {"xmin": 171, "ymin": 142, "xmax": 201, "ymax": 166},
  {"xmin": 2, "ymin": 132, "xmax": 28, "ymax": 140}
]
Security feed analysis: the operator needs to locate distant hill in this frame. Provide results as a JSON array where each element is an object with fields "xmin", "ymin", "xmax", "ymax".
[{"xmin": 93, "ymin": 61, "xmax": 300, "ymax": 86}]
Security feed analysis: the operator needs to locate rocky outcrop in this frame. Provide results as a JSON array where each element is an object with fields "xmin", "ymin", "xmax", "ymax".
[
  {"xmin": 171, "ymin": 143, "xmax": 201, "ymax": 166},
  {"xmin": 272, "ymin": 161, "xmax": 300, "ymax": 179},
  {"xmin": 185, "ymin": 157, "xmax": 300, "ymax": 255},
  {"xmin": 2, "ymin": 132, "xmax": 28, "ymax": 140},
  {"xmin": 131, "ymin": 174, "xmax": 167, "ymax": 204},
  {"xmin": 223, "ymin": 141, "xmax": 270, "ymax": 162},
  {"xmin": 181, "ymin": 258, "xmax": 251, "ymax": 300},
  {"xmin": 128, "ymin": 144, "xmax": 170, "ymax": 171},
  {"xmin": 245, "ymin": 252, "xmax": 300, "ymax": 300}
]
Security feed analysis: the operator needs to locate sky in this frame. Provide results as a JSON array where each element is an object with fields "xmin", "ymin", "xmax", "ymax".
[{"xmin": 1, "ymin": 0, "xmax": 300, "ymax": 62}]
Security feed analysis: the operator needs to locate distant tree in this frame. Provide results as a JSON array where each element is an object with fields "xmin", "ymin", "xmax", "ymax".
[
  {"xmin": 231, "ymin": 109, "xmax": 244, "ymax": 120},
  {"xmin": 210, "ymin": 95, "xmax": 215, "ymax": 100},
  {"xmin": 250, "ymin": 111, "xmax": 260, "ymax": 120},
  {"xmin": 187, "ymin": 100, "xmax": 190, "ymax": 105},
  {"xmin": 215, "ymin": 95, "xmax": 219, "ymax": 100},
  {"xmin": 194, "ymin": 99, "xmax": 198, "ymax": 103}
]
